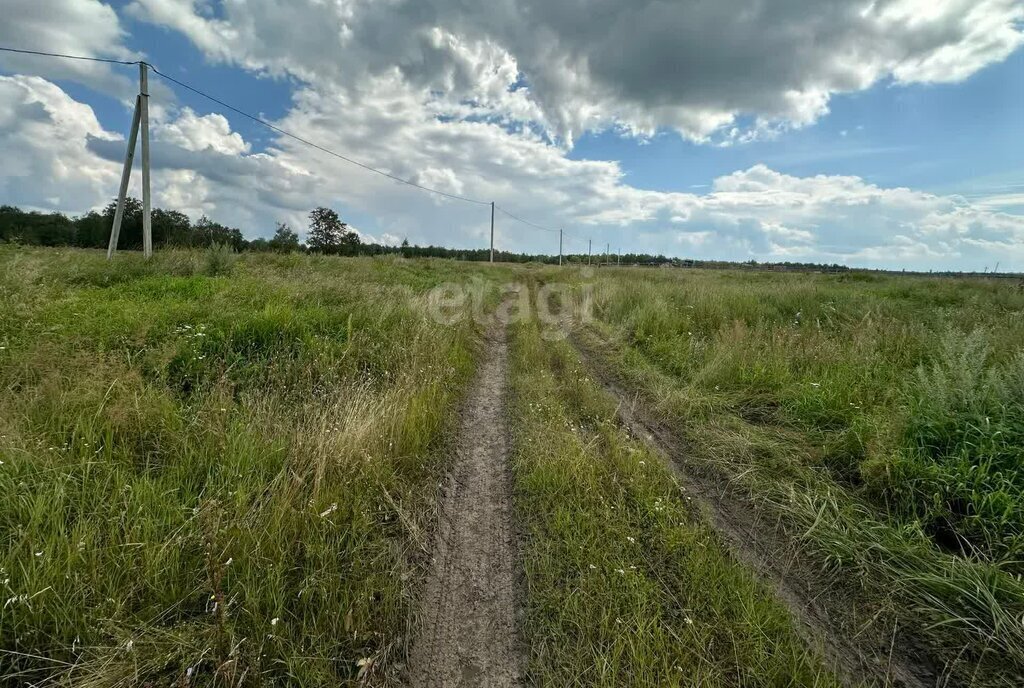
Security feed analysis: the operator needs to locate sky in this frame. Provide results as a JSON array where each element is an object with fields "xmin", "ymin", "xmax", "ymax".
[{"xmin": 1, "ymin": 0, "xmax": 1023, "ymax": 271}]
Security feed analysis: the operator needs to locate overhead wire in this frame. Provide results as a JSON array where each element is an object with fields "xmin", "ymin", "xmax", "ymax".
[
  {"xmin": 0, "ymin": 46, "xmax": 140, "ymax": 66},
  {"xmin": 0, "ymin": 45, "xmax": 599, "ymax": 252},
  {"xmin": 495, "ymin": 206, "xmax": 560, "ymax": 233},
  {"xmin": 147, "ymin": 65, "xmax": 493, "ymax": 206}
]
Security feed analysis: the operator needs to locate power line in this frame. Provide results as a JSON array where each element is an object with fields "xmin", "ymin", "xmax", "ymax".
[
  {"xmin": 495, "ymin": 206, "xmax": 560, "ymax": 233},
  {"xmin": 1, "ymin": 44, "xmax": 599, "ymax": 255},
  {"xmin": 148, "ymin": 65, "xmax": 492, "ymax": 207},
  {"xmin": 1, "ymin": 46, "xmax": 489, "ymax": 206},
  {"xmin": 0, "ymin": 46, "xmax": 140, "ymax": 66}
]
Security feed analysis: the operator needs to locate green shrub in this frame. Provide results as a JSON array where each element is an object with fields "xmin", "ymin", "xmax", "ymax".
[
  {"xmin": 870, "ymin": 331, "xmax": 1024, "ymax": 564},
  {"xmin": 203, "ymin": 242, "xmax": 236, "ymax": 276}
]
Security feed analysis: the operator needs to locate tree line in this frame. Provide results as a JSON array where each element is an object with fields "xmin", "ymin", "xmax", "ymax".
[
  {"xmin": 0, "ymin": 199, "xmax": 855, "ymax": 271},
  {"xmin": 0, "ymin": 199, "xmax": 604, "ymax": 263}
]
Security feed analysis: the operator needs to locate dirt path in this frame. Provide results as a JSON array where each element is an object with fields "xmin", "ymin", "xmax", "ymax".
[
  {"xmin": 571, "ymin": 329, "xmax": 937, "ymax": 688},
  {"xmin": 408, "ymin": 327, "xmax": 523, "ymax": 687}
]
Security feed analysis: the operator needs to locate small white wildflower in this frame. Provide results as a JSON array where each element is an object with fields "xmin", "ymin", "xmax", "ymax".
[
  {"xmin": 615, "ymin": 568, "xmax": 625, "ymax": 575},
  {"xmin": 684, "ymin": 617, "xmax": 694, "ymax": 625},
  {"xmin": 271, "ymin": 617, "xmax": 280, "ymax": 626},
  {"xmin": 626, "ymin": 536, "xmax": 636, "ymax": 543}
]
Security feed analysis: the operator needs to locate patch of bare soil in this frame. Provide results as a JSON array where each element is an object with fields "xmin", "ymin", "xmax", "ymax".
[
  {"xmin": 571, "ymin": 328, "xmax": 939, "ymax": 688},
  {"xmin": 408, "ymin": 327, "xmax": 523, "ymax": 687}
]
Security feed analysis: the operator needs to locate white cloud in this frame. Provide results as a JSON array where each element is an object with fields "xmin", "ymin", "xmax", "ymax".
[
  {"xmin": 6, "ymin": 74, "xmax": 1024, "ymax": 270},
  {"xmin": 126, "ymin": 0, "xmax": 1024, "ymax": 142},
  {"xmin": 0, "ymin": 0, "xmax": 140, "ymax": 101},
  {"xmin": 156, "ymin": 108, "xmax": 250, "ymax": 155},
  {"xmin": 0, "ymin": 75, "xmax": 121, "ymax": 211},
  {"xmin": 1, "ymin": 1, "xmax": 1023, "ymax": 271}
]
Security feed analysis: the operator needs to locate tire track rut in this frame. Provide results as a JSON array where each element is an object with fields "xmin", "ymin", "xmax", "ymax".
[
  {"xmin": 571, "ymin": 328, "xmax": 938, "ymax": 688},
  {"xmin": 409, "ymin": 326, "xmax": 522, "ymax": 687}
]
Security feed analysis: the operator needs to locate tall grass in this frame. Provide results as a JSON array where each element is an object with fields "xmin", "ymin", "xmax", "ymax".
[
  {"xmin": 0, "ymin": 247, "xmax": 502, "ymax": 685},
  {"xmin": 879, "ymin": 331, "xmax": 1024, "ymax": 562},
  {"xmin": 508, "ymin": 313, "xmax": 839, "ymax": 687},
  {"xmin": 575, "ymin": 267, "xmax": 1024, "ymax": 683}
]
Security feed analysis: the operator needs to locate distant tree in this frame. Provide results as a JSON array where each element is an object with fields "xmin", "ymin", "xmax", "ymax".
[
  {"xmin": 307, "ymin": 206, "xmax": 342, "ymax": 253},
  {"xmin": 307, "ymin": 207, "xmax": 360, "ymax": 254},
  {"xmin": 73, "ymin": 211, "xmax": 108, "ymax": 248},
  {"xmin": 103, "ymin": 197, "xmax": 143, "ymax": 249},
  {"xmin": 195, "ymin": 216, "xmax": 246, "ymax": 251},
  {"xmin": 337, "ymin": 222, "xmax": 361, "ymax": 255},
  {"xmin": 152, "ymin": 208, "xmax": 192, "ymax": 246},
  {"xmin": 0, "ymin": 206, "xmax": 74, "ymax": 245},
  {"xmin": 269, "ymin": 222, "xmax": 300, "ymax": 253}
]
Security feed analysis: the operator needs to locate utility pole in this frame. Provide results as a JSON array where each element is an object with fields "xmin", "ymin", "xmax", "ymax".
[
  {"xmin": 108, "ymin": 62, "xmax": 153, "ymax": 259},
  {"xmin": 558, "ymin": 228, "xmax": 562, "ymax": 266},
  {"xmin": 489, "ymin": 201, "xmax": 495, "ymax": 263},
  {"xmin": 617, "ymin": 248, "xmax": 620, "ymax": 266},
  {"xmin": 140, "ymin": 62, "xmax": 152, "ymax": 258},
  {"xmin": 588, "ymin": 239, "xmax": 591, "ymax": 266},
  {"xmin": 606, "ymin": 243, "xmax": 610, "ymax": 267}
]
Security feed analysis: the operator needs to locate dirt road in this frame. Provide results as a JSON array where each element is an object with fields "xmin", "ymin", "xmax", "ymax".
[
  {"xmin": 571, "ymin": 328, "xmax": 937, "ymax": 688},
  {"xmin": 408, "ymin": 327, "xmax": 523, "ymax": 687}
]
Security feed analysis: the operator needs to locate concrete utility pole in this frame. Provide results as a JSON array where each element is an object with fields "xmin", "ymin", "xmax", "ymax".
[
  {"xmin": 489, "ymin": 201, "xmax": 495, "ymax": 263},
  {"xmin": 588, "ymin": 239, "xmax": 592, "ymax": 266},
  {"xmin": 617, "ymin": 248, "xmax": 620, "ymax": 266},
  {"xmin": 140, "ymin": 63, "xmax": 152, "ymax": 258},
  {"xmin": 606, "ymin": 243, "xmax": 610, "ymax": 267},
  {"xmin": 558, "ymin": 228, "xmax": 562, "ymax": 266},
  {"xmin": 108, "ymin": 62, "xmax": 153, "ymax": 259}
]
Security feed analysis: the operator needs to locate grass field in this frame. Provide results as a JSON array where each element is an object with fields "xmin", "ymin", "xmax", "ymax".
[
  {"xmin": 574, "ymin": 266, "xmax": 1024, "ymax": 684},
  {"xmin": 508, "ymin": 317, "xmax": 839, "ymax": 687},
  {"xmin": 2, "ymin": 247, "xmax": 1023, "ymax": 686},
  {"xmin": 0, "ymin": 248, "xmax": 506, "ymax": 685}
]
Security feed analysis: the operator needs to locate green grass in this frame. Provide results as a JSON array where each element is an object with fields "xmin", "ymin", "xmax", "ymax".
[
  {"xmin": 0, "ymin": 247, "xmax": 510, "ymax": 685},
  {"xmin": 572, "ymin": 266, "xmax": 1024, "ymax": 683},
  {"xmin": 5, "ymin": 248, "xmax": 1024, "ymax": 685},
  {"xmin": 508, "ymin": 313, "xmax": 839, "ymax": 687}
]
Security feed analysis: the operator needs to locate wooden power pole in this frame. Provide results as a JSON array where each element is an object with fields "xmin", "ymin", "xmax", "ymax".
[
  {"xmin": 108, "ymin": 62, "xmax": 153, "ymax": 259},
  {"xmin": 558, "ymin": 228, "xmax": 562, "ymax": 266},
  {"xmin": 489, "ymin": 201, "xmax": 495, "ymax": 263}
]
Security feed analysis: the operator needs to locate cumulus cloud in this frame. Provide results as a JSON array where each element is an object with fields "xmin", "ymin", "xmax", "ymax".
[
  {"xmin": 126, "ymin": 0, "xmax": 1024, "ymax": 141},
  {"xmin": 0, "ymin": 0, "xmax": 140, "ymax": 100},
  {"xmin": 1, "ymin": 1, "xmax": 1022, "ymax": 270},
  {"xmin": 7, "ymin": 73, "xmax": 1022, "ymax": 270},
  {"xmin": 0, "ymin": 75, "xmax": 121, "ymax": 211}
]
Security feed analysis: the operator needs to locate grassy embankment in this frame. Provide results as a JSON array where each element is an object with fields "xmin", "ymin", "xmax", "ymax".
[
  {"xmin": 0, "ymin": 247, "xmax": 508, "ymax": 685},
  {"xmin": 507, "ymin": 303, "xmax": 840, "ymax": 686},
  {"xmin": 578, "ymin": 267, "xmax": 1024, "ymax": 683}
]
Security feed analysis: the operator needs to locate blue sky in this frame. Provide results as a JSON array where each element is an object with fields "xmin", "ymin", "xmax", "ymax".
[
  {"xmin": 1, "ymin": 0, "xmax": 1023, "ymax": 270},
  {"xmin": 571, "ymin": 49, "xmax": 1024, "ymax": 205}
]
